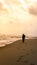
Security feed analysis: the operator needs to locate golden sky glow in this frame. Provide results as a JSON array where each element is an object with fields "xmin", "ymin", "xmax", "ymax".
[{"xmin": 0, "ymin": 0, "xmax": 37, "ymax": 36}]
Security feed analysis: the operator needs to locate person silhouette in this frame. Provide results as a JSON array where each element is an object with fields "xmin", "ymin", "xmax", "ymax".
[{"xmin": 22, "ymin": 34, "xmax": 25, "ymax": 43}]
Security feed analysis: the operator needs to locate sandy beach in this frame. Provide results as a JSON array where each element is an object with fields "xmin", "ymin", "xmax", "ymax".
[{"xmin": 0, "ymin": 39, "xmax": 37, "ymax": 65}]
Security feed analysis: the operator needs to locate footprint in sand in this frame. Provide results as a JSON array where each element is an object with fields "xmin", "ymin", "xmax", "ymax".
[
  {"xmin": 24, "ymin": 60, "xmax": 28, "ymax": 64},
  {"xmin": 17, "ymin": 56, "xmax": 23, "ymax": 62},
  {"xmin": 26, "ymin": 53, "xmax": 30, "ymax": 55},
  {"xmin": 30, "ymin": 64, "xmax": 35, "ymax": 65},
  {"xmin": 32, "ymin": 50, "xmax": 37, "ymax": 54},
  {"xmin": 31, "ymin": 49, "xmax": 37, "ymax": 54},
  {"xmin": 31, "ymin": 51, "xmax": 35, "ymax": 54}
]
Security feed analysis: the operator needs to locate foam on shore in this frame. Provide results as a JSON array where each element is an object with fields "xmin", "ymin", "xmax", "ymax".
[{"xmin": 0, "ymin": 38, "xmax": 21, "ymax": 47}]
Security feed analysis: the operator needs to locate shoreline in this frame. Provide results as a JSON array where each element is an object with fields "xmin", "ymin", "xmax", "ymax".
[
  {"xmin": 0, "ymin": 38, "xmax": 21, "ymax": 47},
  {"xmin": 0, "ymin": 39, "xmax": 37, "ymax": 65},
  {"xmin": 0, "ymin": 38, "xmax": 37, "ymax": 47}
]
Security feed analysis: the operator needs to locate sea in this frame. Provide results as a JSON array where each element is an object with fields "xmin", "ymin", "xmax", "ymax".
[
  {"xmin": 0, "ymin": 36, "xmax": 21, "ymax": 47},
  {"xmin": 0, "ymin": 35, "xmax": 32, "ymax": 47}
]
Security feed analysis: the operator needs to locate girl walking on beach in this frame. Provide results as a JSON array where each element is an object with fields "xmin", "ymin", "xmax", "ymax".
[{"xmin": 22, "ymin": 34, "xmax": 25, "ymax": 43}]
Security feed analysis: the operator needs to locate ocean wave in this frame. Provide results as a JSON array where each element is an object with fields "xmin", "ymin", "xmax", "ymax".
[{"xmin": 0, "ymin": 38, "xmax": 21, "ymax": 47}]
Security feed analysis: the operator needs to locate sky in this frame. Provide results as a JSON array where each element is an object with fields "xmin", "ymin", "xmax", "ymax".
[{"xmin": 0, "ymin": 0, "xmax": 37, "ymax": 36}]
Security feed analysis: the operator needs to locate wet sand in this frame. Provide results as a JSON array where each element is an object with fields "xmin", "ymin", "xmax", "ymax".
[{"xmin": 0, "ymin": 39, "xmax": 37, "ymax": 65}]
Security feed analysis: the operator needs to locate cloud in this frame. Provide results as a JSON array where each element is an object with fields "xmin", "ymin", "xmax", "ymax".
[
  {"xmin": 28, "ymin": 2, "xmax": 37, "ymax": 15},
  {"xmin": 0, "ymin": 2, "xmax": 8, "ymax": 13}
]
